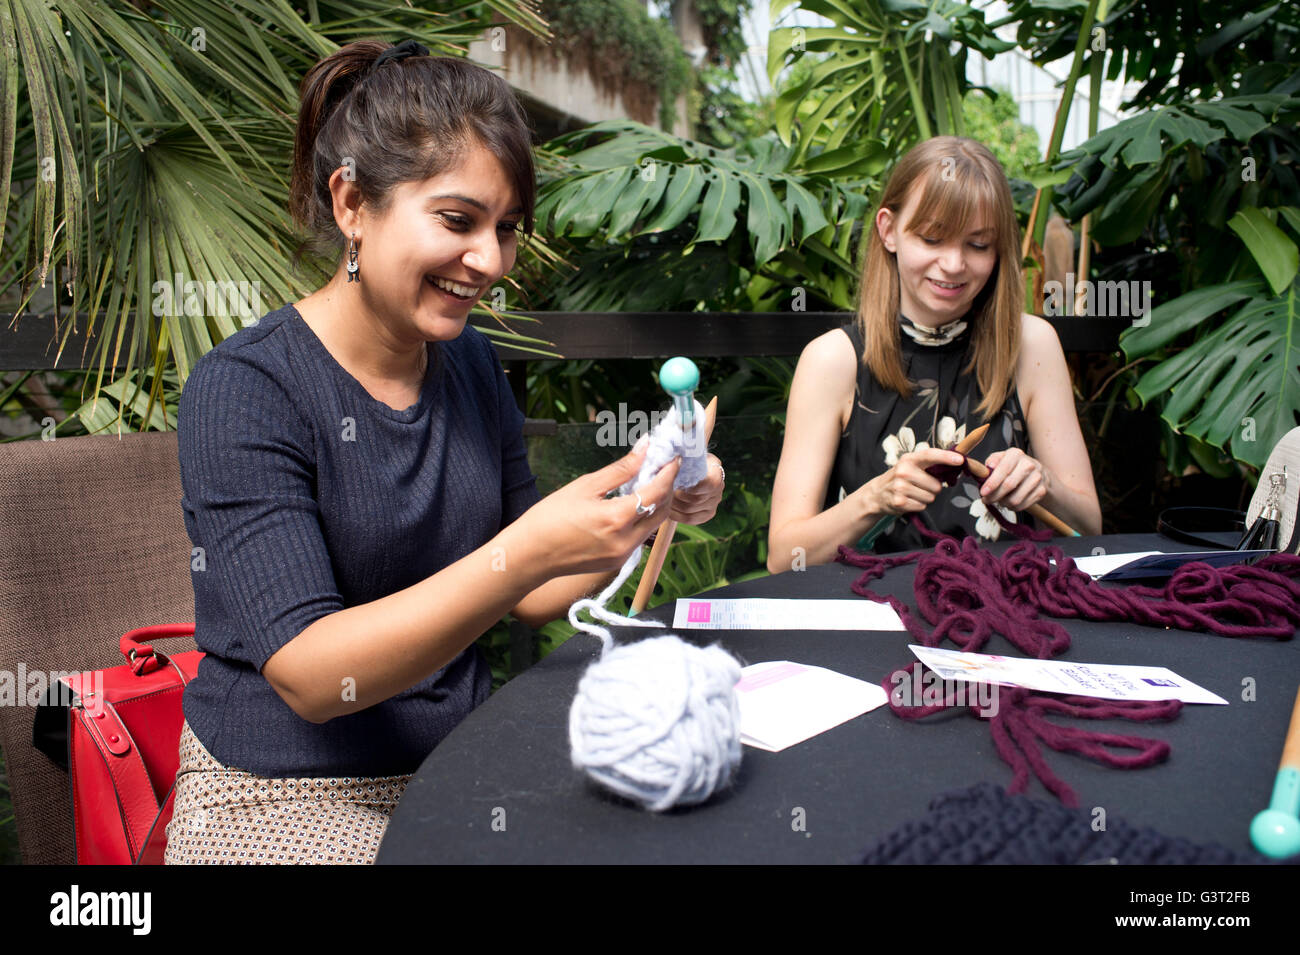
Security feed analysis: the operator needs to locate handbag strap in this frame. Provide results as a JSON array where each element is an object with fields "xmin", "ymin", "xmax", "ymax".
[
  {"xmin": 134, "ymin": 777, "xmax": 179, "ymax": 866},
  {"xmin": 1156, "ymin": 506, "xmax": 1247, "ymax": 551},
  {"xmin": 120, "ymin": 623, "xmax": 196, "ymax": 675},
  {"xmin": 72, "ymin": 705, "xmax": 159, "ymax": 861}
]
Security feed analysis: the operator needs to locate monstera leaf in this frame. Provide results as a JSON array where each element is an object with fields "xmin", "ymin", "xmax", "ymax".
[
  {"xmin": 1052, "ymin": 96, "xmax": 1296, "ymax": 247},
  {"xmin": 535, "ymin": 119, "xmax": 874, "ymax": 309},
  {"xmin": 1122, "ymin": 277, "xmax": 1300, "ymax": 469},
  {"xmin": 537, "ymin": 120, "xmax": 849, "ymax": 262},
  {"xmin": 766, "ymin": 0, "xmax": 1013, "ymax": 162}
]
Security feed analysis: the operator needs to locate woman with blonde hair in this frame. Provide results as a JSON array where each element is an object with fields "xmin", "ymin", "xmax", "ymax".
[{"xmin": 768, "ymin": 136, "xmax": 1100, "ymax": 569}]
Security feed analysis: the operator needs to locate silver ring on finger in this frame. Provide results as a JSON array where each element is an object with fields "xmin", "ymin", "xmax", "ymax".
[{"xmin": 634, "ymin": 492, "xmax": 655, "ymax": 520}]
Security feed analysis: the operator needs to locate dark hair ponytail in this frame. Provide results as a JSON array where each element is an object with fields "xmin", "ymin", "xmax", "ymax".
[{"xmin": 290, "ymin": 40, "xmax": 536, "ymax": 262}]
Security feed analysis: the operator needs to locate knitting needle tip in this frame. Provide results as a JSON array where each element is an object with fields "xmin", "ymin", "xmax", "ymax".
[{"xmin": 659, "ymin": 357, "xmax": 700, "ymax": 430}]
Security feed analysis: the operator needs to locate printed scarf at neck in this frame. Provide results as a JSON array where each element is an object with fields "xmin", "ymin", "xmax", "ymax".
[{"xmin": 899, "ymin": 311, "xmax": 968, "ymax": 346}]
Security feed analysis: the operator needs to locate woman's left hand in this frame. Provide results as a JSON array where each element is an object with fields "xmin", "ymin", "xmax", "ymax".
[
  {"xmin": 980, "ymin": 448, "xmax": 1050, "ymax": 512},
  {"xmin": 669, "ymin": 454, "xmax": 725, "ymax": 524}
]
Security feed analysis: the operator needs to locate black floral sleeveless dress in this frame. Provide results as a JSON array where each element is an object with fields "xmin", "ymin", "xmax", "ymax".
[{"xmin": 824, "ymin": 313, "xmax": 1033, "ymax": 553}]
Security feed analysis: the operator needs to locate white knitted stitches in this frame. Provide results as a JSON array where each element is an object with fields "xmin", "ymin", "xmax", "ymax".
[{"xmin": 618, "ymin": 399, "xmax": 709, "ymax": 495}]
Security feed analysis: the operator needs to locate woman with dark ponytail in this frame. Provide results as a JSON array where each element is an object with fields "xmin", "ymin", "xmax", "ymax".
[{"xmin": 166, "ymin": 40, "xmax": 725, "ymax": 864}]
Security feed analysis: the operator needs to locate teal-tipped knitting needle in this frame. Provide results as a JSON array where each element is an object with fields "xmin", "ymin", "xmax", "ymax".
[
  {"xmin": 658, "ymin": 356, "xmax": 699, "ymax": 431},
  {"xmin": 1250, "ymin": 687, "xmax": 1300, "ymax": 858},
  {"xmin": 631, "ymin": 357, "xmax": 715, "ymax": 616}
]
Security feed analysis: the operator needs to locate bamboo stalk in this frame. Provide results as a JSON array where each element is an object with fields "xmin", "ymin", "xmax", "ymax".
[
  {"xmin": 1075, "ymin": 0, "xmax": 1107, "ymax": 316},
  {"xmin": 1026, "ymin": 0, "xmax": 1104, "ymax": 253},
  {"xmin": 1022, "ymin": 187, "xmax": 1045, "ymax": 263},
  {"xmin": 1075, "ymin": 215, "xmax": 1091, "ymax": 315}
]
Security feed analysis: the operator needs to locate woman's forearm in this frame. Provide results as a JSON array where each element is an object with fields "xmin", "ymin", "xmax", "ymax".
[
  {"xmin": 511, "ymin": 566, "xmax": 622, "ymax": 629},
  {"xmin": 1040, "ymin": 473, "xmax": 1102, "ymax": 537},
  {"xmin": 768, "ymin": 483, "xmax": 889, "ymax": 572},
  {"xmin": 263, "ymin": 519, "xmax": 552, "ymax": 723}
]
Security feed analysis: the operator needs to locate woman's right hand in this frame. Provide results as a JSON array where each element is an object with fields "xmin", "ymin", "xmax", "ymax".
[
  {"xmin": 863, "ymin": 446, "xmax": 965, "ymax": 517},
  {"xmin": 514, "ymin": 444, "xmax": 681, "ymax": 577}
]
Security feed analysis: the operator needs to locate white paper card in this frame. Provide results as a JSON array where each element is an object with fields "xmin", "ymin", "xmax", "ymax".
[
  {"xmin": 1063, "ymin": 550, "xmax": 1273, "ymax": 580},
  {"xmin": 735, "ymin": 661, "xmax": 890, "ymax": 752},
  {"xmin": 908, "ymin": 645, "xmax": 1228, "ymax": 705},
  {"xmin": 1068, "ymin": 551, "xmax": 1161, "ymax": 578},
  {"xmin": 672, "ymin": 598, "xmax": 905, "ymax": 631}
]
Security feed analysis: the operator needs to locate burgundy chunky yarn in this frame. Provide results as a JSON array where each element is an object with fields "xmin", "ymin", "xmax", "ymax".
[{"xmin": 838, "ymin": 536, "xmax": 1300, "ymax": 806}]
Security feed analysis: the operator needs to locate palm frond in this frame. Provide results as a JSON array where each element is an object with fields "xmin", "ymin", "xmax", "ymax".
[{"xmin": 1, "ymin": 0, "xmax": 555, "ymax": 430}]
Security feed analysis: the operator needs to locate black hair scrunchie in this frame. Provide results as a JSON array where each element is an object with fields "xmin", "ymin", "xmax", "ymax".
[{"xmin": 369, "ymin": 38, "xmax": 430, "ymax": 74}]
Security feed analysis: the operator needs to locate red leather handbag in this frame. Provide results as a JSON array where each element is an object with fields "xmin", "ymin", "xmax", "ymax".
[{"xmin": 33, "ymin": 624, "xmax": 203, "ymax": 865}]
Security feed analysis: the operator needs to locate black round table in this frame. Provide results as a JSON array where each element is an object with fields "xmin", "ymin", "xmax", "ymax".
[{"xmin": 378, "ymin": 534, "xmax": 1300, "ymax": 864}]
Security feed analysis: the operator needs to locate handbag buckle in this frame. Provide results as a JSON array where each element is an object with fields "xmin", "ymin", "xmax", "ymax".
[{"xmin": 127, "ymin": 645, "xmax": 169, "ymax": 676}]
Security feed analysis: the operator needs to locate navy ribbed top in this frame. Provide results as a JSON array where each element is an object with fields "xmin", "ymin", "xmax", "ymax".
[{"xmin": 177, "ymin": 303, "xmax": 539, "ymax": 777}]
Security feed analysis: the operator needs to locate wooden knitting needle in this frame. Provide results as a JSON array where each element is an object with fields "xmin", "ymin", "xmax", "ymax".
[
  {"xmin": 857, "ymin": 423, "xmax": 991, "ymax": 550},
  {"xmin": 963, "ymin": 454, "xmax": 1080, "ymax": 537},
  {"xmin": 956, "ymin": 423, "xmax": 991, "ymax": 455},
  {"xmin": 630, "ymin": 395, "xmax": 718, "ymax": 614}
]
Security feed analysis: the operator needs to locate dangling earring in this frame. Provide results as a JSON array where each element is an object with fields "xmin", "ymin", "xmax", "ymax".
[{"xmin": 347, "ymin": 233, "xmax": 360, "ymax": 283}]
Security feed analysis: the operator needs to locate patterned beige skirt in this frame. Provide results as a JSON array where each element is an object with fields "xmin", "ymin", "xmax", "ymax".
[{"xmin": 164, "ymin": 720, "xmax": 411, "ymax": 865}]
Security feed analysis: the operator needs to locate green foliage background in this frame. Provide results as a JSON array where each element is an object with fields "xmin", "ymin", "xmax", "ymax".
[{"xmin": 538, "ymin": 0, "xmax": 693, "ymax": 131}]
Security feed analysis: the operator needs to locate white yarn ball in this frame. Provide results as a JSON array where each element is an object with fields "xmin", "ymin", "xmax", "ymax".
[{"xmin": 569, "ymin": 635, "xmax": 743, "ymax": 812}]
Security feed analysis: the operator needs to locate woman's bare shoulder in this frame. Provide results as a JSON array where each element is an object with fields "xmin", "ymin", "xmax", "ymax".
[
  {"xmin": 797, "ymin": 326, "xmax": 858, "ymax": 383},
  {"xmin": 1018, "ymin": 312, "xmax": 1065, "ymax": 356},
  {"xmin": 1015, "ymin": 313, "xmax": 1071, "ymax": 418},
  {"xmin": 793, "ymin": 327, "xmax": 859, "ymax": 427}
]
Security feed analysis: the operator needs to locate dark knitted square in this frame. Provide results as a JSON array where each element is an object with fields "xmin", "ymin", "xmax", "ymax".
[{"xmin": 860, "ymin": 782, "xmax": 1280, "ymax": 864}]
